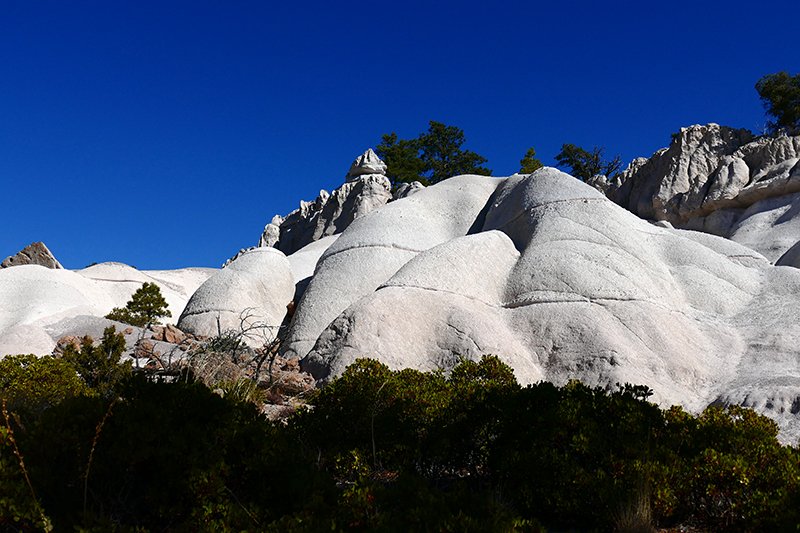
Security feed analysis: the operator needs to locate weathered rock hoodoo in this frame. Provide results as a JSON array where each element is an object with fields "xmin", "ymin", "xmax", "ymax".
[{"xmin": 258, "ymin": 148, "xmax": 393, "ymax": 255}]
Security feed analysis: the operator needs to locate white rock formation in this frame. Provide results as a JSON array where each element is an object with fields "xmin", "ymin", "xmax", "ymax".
[
  {"xmin": 593, "ymin": 124, "xmax": 800, "ymax": 264},
  {"xmin": 177, "ymin": 248, "xmax": 294, "ymax": 345},
  {"xmin": 0, "ymin": 263, "xmax": 216, "ymax": 357},
  {"xmin": 600, "ymin": 124, "xmax": 800, "ymax": 225},
  {"xmin": 287, "ymin": 168, "xmax": 800, "ymax": 443},
  {"xmin": 392, "ymin": 180, "xmax": 426, "ymax": 200},
  {"xmin": 254, "ymin": 149, "xmax": 393, "ymax": 256},
  {"xmin": 281, "ymin": 174, "xmax": 504, "ymax": 363},
  {"xmin": 345, "ymin": 148, "xmax": 387, "ymax": 181},
  {"xmin": 726, "ymin": 192, "xmax": 800, "ymax": 262}
]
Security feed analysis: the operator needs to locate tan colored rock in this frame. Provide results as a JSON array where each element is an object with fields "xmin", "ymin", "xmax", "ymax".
[
  {"xmin": 2, "ymin": 242, "xmax": 63, "ymax": 269},
  {"xmin": 163, "ymin": 324, "xmax": 186, "ymax": 344},
  {"xmin": 53, "ymin": 335, "xmax": 81, "ymax": 357}
]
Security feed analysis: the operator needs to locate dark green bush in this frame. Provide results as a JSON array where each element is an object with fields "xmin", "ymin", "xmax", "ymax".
[
  {"xmin": 489, "ymin": 380, "xmax": 664, "ymax": 530},
  {"xmin": 13, "ymin": 374, "xmax": 335, "ymax": 531},
  {"xmin": 4, "ymin": 352, "xmax": 800, "ymax": 532},
  {"xmin": 1, "ymin": 416, "xmax": 53, "ymax": 531},
  {"xmin": 661, "ymin": 404, "xmax": 800, "ymax": 532},
  {"xmin": 292, "ymin": 355, "xmax": 519, "ymax": 479},
  {"xmin": 0, "ymin": 353, "xmax": 89, "ymax": 414},
  {"xmin": 61, "ymin": 326, "xmax": 132, "ymax": 397}
]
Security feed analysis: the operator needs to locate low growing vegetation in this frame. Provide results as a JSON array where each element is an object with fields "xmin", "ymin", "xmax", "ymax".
[{"xmin": 2, "ymin": 352, "xmax": 799, "ymax": 532}]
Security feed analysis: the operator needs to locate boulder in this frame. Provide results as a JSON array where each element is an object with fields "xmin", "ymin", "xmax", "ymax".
[
  {"xmin": 177, "ymin": 248, "xmax": 294, "ymax": 346},
  {"xmin": 2, "ymin": 241, "xmax": 63, "ymax": 269}
]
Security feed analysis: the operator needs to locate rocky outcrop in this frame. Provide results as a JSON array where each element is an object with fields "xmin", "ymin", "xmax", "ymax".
[
  {"xmin": 590, "ymin": 124, "xmax": 800, "ymax": 262},
  {"xmin": 344, "ymin": 148, "xmax": 387, "ymax": 181},
  {"xmin": 278, "ymin": 168, "xmax": 800, "ymax": 443},
  {"xmin": 257, "ymin": 149, "xmax": 393, "ymax": 256},
  {"xmin": 2, "ymin": 241, "xmax": 63, "ymax": 269},
  {"xmin": 595, "ymin": 124, "xmax": 800, "ymax": 231}
]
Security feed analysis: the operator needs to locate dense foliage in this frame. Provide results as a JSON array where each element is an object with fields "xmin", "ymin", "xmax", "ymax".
[
  {"xmin": 555, "ymin": 143, "xmax": 622, "ymax": 181},
  {"xmin": 2, "ymin": 354, "xmax": 799, "ymax": 532},
  {"xmin": 756, "ymin": 70, "xmax": 800, "ymax": 135},
  {"xmin": 61, "ymin": 326, "xmax": 132, "ymax": 397},
  {"xmin": 0, "ymin": 354, "xmax": 88, "ymax": 414},
  {"xmin": 375, "ymin": 121, "xmax": 492, "ymax": 188},
  {"xmin": 105, "ymin": 282, "xmax": 171, "ymax": 328}
]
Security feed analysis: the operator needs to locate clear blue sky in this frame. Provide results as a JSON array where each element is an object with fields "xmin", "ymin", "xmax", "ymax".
[{"xmin": 2, "ymin": 1, "xmax": 798, "ymax": 270}]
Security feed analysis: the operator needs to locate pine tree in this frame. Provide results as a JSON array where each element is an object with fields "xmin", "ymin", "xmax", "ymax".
[{"xmin": 105, "ymin": 282, "xmax": 171, "ymax": 328}]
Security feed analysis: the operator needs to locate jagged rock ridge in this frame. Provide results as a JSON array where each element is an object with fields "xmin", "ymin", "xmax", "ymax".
[
  {"xmin": 590, "ymin": 124, "xmax": 800, "ymax": 261},
  {"xmin": 259, "ymin": 148, "xmax": 393, "ymax": 256}
]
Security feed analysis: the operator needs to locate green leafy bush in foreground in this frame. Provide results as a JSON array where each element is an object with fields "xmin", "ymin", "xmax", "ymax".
[
  {"xmin": 0, "ymin": 354, "xmax": 89, "ymax": 415},
  {"xmin": 2, "ymin": 353, "xmax": 799, "ymax": 532},
  {"xmin": 60, "ymin": 326, "xmax": 132, "ymax": 397}
]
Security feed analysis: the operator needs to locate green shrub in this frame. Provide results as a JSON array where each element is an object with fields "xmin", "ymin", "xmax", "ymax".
[
  {"xmin": 15, "ymin": 374, "xmax": 335, "ymax": 531},
  {"xmin": 6, "ymin": 352, "xmax": 800, "ymax": 532},
  {"xmin": 662, "ymin": 404, "xmax": 800, "ymax": 531},
  {"xmin": 105, "ymin": 282, "xmax": 171, "ymax": 328},
  {"xmin": 292, "ymin": 355, "xmax": 519, "ymax": 479},
  {"xmin": 61, "ymin": 326, "xmax": 132, "ymax": 397},
  {"xmin": 0, "ymin": 354, "xmax": 88, "ymax": 414},
  {"xmin": 490, "ymin": 380, "xmax": 664, "ymax": 530},
  {"xmin": 1, "ymin": 414, "xmax": 53, "ymax": 531}
]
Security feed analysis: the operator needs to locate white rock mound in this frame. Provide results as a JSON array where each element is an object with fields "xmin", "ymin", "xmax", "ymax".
[
  {"xmin": 177, "ymin": 248, "xmax": 294, "ymax": 345},
  {"xmin": 0, "ymin": 263, "xmax": 216, "ymax": 358},
  {"xmin": 293, "ymin": 168, "xmax": 800, "ymax": 443},
  {"xmin": 281, "ymin": 174, "xmax": 505, "ymax": 362}
]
